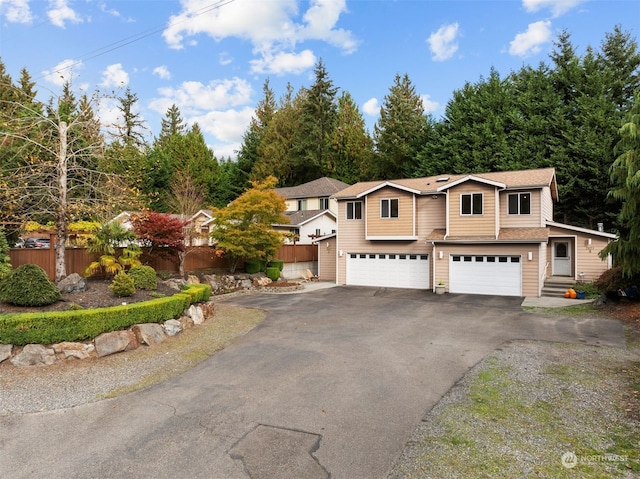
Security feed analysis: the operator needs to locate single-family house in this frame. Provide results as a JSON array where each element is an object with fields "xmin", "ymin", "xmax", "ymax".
[
  {"xmin": 274, "ymin": 177, "xmax": 349, "ymax": 244},
  {"xmin": 319, "ymin": 167, "xmax": 615, "ymax": 297},
  {"xmin": 187, "ymin": 209, "xmax": 215, "ymax": 246}
]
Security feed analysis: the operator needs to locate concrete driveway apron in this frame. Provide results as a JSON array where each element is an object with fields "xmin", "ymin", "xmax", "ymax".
[{"xmin": 0, "ymin": 287, "xmax": 625, "ymax": 479}]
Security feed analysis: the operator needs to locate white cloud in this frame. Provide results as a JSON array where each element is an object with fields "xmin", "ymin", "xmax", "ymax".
[
  {"xmin": 47, "ymin": 0, "xmax": 82, "ymax": 28},
  {"xmin": 363, "ymin": 98, "xmax": 379, "ymax": 116},
  {"xmin": 428, "ymin": 23, "xmax": 460, "ymax": 61},
  {"xmin": 420, "ymin": 94, "xmax": 439, "ymax": 113},
  {"xmin": 42, "ymin": 58, "xmax": 82, "ymax": 86},
  {"xmin": 190, "ymin": 107, "xmax": 255, "ymax": 158},
  {"xmin": 100, "ymin": 63, "xmax": 129, "ymax": 88},
  {"xmin": 509, "ymin": 20, "xmax": 552, "ymax": 57},
  {"xmin": 250, "ymin": 49, "xmax": 316, "ymax": 75},
  {"xmin": 219, "ymin": 52, "xmax": 233, "ymax": 66},
  {"xmin": 0, "ymin": 0, "xmax": 33, "ymax": 24},
  {"xmin": 153, "ymin": 65, "xmax": 171, "ymax": 80},
  {"xmin": 163, "ymin": 0, "xmax": 357, "ymax": 75},
  {"xmin": 149, "ymin": 77, "xmax": 253, "ymax": 115},
  {"xmin": 522, "ymin": 0, "xmax": 586, "ymax": 17},
  {"xmin": 98, "ymin": 1, "xmax": 121, "ymax": 18}
]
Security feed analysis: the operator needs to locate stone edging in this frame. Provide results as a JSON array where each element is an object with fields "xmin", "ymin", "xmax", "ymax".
[{"xmin": 0, "ymin": 301, "xmax": 215, "ymax": 368}]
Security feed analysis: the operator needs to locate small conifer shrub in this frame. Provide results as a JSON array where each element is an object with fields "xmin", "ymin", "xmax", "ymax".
[
  {"xmin": 0, "ymin": 264, "xmax": 61, "ymax": 306},
  {"xmin": 109, "ymin": 271, "xmax": 136, "ymax": 297},
  {"xmin": 128, "ymin": 265, "xmax": 158, "ymax": 290}
]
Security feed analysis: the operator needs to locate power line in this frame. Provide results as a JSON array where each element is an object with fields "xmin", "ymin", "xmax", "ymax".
[{"xmin": 35, "ymin": 0, "xmax": 236, "ymax": 82}]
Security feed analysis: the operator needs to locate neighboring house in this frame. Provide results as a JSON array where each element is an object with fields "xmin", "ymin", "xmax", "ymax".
[
  {"xmin": 273, "ymin": 209, "xmax": 337, "ymax": 245},
  {"xmin": 274, "ymin": 177, "xmax": 349, "ymax": 245},
  {"xmin": 187, "ymin": 209, "xmax": 215, "ymax": 246},
  {"xmin": 322, "ymin": 167, "xmax": 615, "ymax": 297}
]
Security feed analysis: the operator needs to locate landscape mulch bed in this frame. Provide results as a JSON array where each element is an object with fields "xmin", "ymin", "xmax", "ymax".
[{"xmin": 0, "ymin": 279, "xmax": 178, "ymax": 315}]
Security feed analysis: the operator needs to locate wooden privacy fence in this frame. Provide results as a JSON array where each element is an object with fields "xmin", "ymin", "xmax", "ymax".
[{"xmin": 9, "ymin": 244, "xmax": 318, "ymax": 280}]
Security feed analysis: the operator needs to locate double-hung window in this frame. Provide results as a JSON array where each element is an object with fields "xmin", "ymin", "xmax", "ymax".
[
  {"xmin": 380, "ymin": 198, "xmax": 399, "ymax": 218},
  {"xmin": 319, "ymin": 197, "xmax": 330, "ymax": 209},
  {"xmin": 508, "ymin": 192, "xmax": 531, "ymax": 215},
  {"xmin": 297, "ymin": 199, "xmax": 307, "ymax": 211},
  {"xmin": 346, "ymin": 201, "xmax": 362, "ymax": 220},
  {"xmin": 461, "ymin": 193, "xmax": 483, "ymax": 215}
]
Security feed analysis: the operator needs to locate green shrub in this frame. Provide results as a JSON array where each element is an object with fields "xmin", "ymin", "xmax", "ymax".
[
  {"xmin": 67, "ymin": 303, "xmax": 84, "ymax": 311},
  {"xmin": 266, "ymin": 266, "xmax": 280, "ymax": 281},
  {"xmin": 572, "ymin": 281, "xmax": 602, "ymax": 299},
  {"xmin": 0, "ymin": 226, "xmax": 11, "ymax": 280},
  {"xmin": 595, "ymin": 267, "xmax": 640, "ymax": 294},
  {"xmin": 128, "ymin": 265, "xmax": 158, "ymax": 290},
  {"xmin": 268, "ymin": 259, "xmax": 284, "ymax": 272},
  {"xmin": 244, "ymin": 259, "xmax": 262, "ymax": 274},
  {"xmin": 0, "ymin": 264, "xmax": 61, "ymax": 306},
  {"xmin": 180, "ymin": 283, "xmax": 212, "ymax": 303},
  {"xmin": 109, "ymin": 271, "xmax": 135, "ymax": 297},
  {"xmin": 0, "ymin": 292, "xmax": 193, "ymax": 346}
]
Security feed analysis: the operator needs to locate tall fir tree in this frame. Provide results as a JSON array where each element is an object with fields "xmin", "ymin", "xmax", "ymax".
[
  {"xmin": 329, "ymin": 92, "xmax": 373, "ymax": 183},
  {"xmin": 373, "ymin": 73, "xmax": 430, "ymax": 179},
  {"xmin": 294, "ymin": 59, "xmax": 339, "ymax": 182}
]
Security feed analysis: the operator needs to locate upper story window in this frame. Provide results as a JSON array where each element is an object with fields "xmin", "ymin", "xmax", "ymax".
[
  {"xmin": 508, "ymin": 192, "xmax": 531, "ymax": 215},
  {"xmin": 461, "ymin": 193, "xmax": 483, "ymax": 215},
  {"xmin": 381, "ymin": 198, "xmax": 399, "ymax": 218},
  {"xmin": 297, "ymin": 199, "xmax": 307, "ymax": 211},
  {"xmin": 346, "ymin": 201, "xmax": 362, "ymax": 220},
  {"xmin": 319, "ymin": 197, "xmax": 330, "ymax": 210}
]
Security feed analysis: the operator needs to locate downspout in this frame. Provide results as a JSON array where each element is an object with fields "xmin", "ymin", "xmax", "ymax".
[{"xmin": 431, "ymin": 241, "xmax": 437, "ymax": 293}]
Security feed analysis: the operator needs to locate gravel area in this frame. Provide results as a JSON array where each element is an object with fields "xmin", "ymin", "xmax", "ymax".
[
  {"xmin": 0, "ymin": 303, "xmax": 264, "ymax": 415},
  {"xmin": 388, "ymin": 340, "xmax": 640, "ymax": 478}
]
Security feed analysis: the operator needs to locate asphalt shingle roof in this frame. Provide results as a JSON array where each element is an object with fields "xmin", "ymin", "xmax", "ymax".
[{"xmin": 275, "ymin": 177, "xmax": 350, "ymax": 199}]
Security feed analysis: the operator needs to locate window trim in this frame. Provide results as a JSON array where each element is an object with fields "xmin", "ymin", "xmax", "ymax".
[
  {"xmin": 380, "ymin": 198, "xmax": 399, "ymax": 219},
  {"xmin": 319, "ymin": 197, "xmax": 330, "ymax": 210},
  {"xmin": 507, "ymin": 192, "xmax": 531, "ymax": 215},
  {"xmin": 460, "ymin": 193, "xmax": 483, "ymax": 216},
  {"xmin": 346, "ymin": 201, "xmax": 363, "ymax": 220},
  {"xmin": 297, "ymin": 199, "xmax": 307, "ymax": 211}
]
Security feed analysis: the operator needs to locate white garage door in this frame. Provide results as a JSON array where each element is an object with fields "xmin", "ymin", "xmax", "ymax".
[
  {"xmin": 347, "ymin": 253, "xmax": 430, "ymax": 289},
  {"xmin": 449, "ymin": 255, "xmax": 522, "ymax": 296}
]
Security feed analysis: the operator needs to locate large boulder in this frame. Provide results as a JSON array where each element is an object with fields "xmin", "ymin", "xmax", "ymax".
[
  {"xmin": 95, "ymin": 330, "xmax": 139, "ymax": 357},
  {"xmin": 57, "ymin": 273, "xmax": 87, "ymax": 293},
  {"xmin": 132, "ymin": 323, "xmax": 166, "ymax": 346},
  {"xmin": 10, "ymin": 344, "xmax": 56, "ymax": 367},
  {"xmin": 0, "ymin": 344, "xmax": 12, "ymax": 364}
]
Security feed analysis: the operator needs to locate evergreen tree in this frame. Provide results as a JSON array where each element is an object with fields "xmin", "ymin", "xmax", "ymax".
[
  {"xmin": 600, "ymin": 91, "xmax": 640, "ymax": 277},
  {"xmin": 373, "ymin": 73, "xmax": 430, "ymax": 179},
  {"xmin": 253, "ymin": 83, "xmax": 302, "ymax": 186},
  {"xmin": 294, "ymin": 59, "xmax": 339, "ymax": 181},
  {"xmin": 237, "ymin": 79, "xmax": 276, "ymax": 191},
  {"xmin": 329, "ymin": 92, "xmax": 373, "ymax": 183}
]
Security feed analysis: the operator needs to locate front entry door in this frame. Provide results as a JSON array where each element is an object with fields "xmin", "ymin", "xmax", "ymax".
[{"xmin": 553, "ymin": 240, "xmax": 571, "ymax": 276}]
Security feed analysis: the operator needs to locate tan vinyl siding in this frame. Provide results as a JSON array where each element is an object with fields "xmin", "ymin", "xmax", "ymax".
[
  {"xmin": 500, "ymin": 190, "xmax": 542, "ymax": 228},
  {"xmin": 433, "ymin": 244, "xmax": 541, "ymax": 297},
  {"xmin": 547, "ymin": 226, "xmax": 612, "ymax": 282},
  {"xmin": 540, "ymin": 186, "xmax": 554, "ymax": 222},
  {"xmin": 336, "ymin": 199, "xmax": 434, "ymax": 284},
  {"xmin": 448, "ymin": 182, "xmax": 497, "ymax": 237},
  {"xmin": 317, "ymin": 237, "xmax": 337, "ymax": 282},
  {"xmin": 366, "ymin": 187, "xmax": 415, "ymax": 238}
]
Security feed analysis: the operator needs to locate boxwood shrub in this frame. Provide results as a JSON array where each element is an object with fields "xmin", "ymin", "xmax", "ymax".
[
  {"xmin": 0, "ymin": 284, "xmax": 209, "ymax": 346},
  {"xmin": 244, "ymin": 259, "xmax": 262, "ymax": 274},
  {"xmin": 128, "ymin": 265, "xmax": 158, "ymax": 290},
  {"xmin": 267, "ymin": 260, "xmax": 284, "ymax": 272},
  {"xmin": 266, "ymin": 266, "xmax": 280, "ymax": 281}
]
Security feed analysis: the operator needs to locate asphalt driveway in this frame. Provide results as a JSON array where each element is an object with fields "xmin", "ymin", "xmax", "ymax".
[{"xmin": 0, "ymin": 286, "xmax": 626, "ymax": 479}]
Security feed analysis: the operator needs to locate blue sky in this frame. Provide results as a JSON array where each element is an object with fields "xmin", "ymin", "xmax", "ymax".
[{"xmin": 0, "ymin": 0, "xmax": 638, "ymax": 159}]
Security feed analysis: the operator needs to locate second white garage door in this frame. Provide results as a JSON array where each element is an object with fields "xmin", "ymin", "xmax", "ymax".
[
  {"xmin": 347, "ymin": 253, "xmax": 430, "ymax": 289},
  {"xmin": 449, "ymin": 255, "xmax": 522, "ymax": 296}
]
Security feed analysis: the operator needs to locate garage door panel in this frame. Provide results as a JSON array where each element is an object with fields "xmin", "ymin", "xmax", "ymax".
[
  {"xmin": 347, "ymin": 253, "xmax": 430, "ymax": 289},
  {"xmin": 450, "ymin": 255, "xmax": 521, "ymax": 296}
]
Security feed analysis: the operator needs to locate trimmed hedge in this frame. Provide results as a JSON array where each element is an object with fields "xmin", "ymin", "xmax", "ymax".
[
  {"xmin": 0, "ymin": 284, "xmax": 210, "ymax": 346},
  {"xmin": 266, "ymin": 266, "xmax": 280, "ymax": 281},
  {"xmin": 268, "ymin": 260, "xmax": 284, "ymax": 272},
  {"xmin": 244, "ymin": 259, "xmax": 262, "ymax": 274}
]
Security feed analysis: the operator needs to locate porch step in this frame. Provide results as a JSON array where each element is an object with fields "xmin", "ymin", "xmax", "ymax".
[{"xmin": 542, "ymin": 277, "xmax": 576, "ymax": 298}]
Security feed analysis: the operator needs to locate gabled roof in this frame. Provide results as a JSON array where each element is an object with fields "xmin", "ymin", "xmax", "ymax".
[
  {"xmin": 436, "ymin": 175, "xmax": 506, "ymax": 192},
  {"xmin": 275, "ymin": 177, "xmax": 350, "ymax": 199},
  {"xmin": 189, "ymin": 209, "xmax": 213, "ymax": 221},
  {"xmin": 273, "ymin": 209, "xmax": 336, "ymax": 227},
  {"xmin": 334, "ymin": 168, "xmax": 558, "ymax": 200},
  {"xmin": 547, "ymin": 221, "xmax": 617, "ymax": 239}
]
